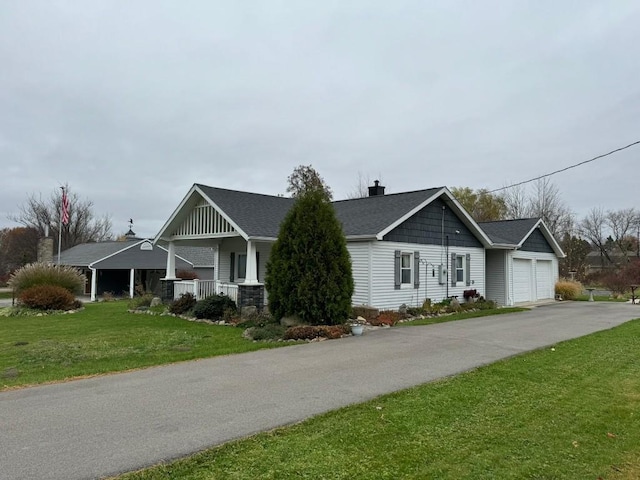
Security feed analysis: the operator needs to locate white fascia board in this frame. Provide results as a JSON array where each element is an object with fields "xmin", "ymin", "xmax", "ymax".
[
  {"xmin": 489, "ymin": 243, "xmax": 519, "ymax": 250},
  {"xmin": 195, "ymin": 185, "xmax": 249, "ymax": 240},
  {"xmin": 375, "ymin": 189, "xmax": 444, "ymax": 240},
  {"xmin": 532, "ymin": 219, "xmax": 566, "ymax": 258},
  {"xmin": 247, "ymin": 236, "xmax": 277, "ymax": 242},
  {"xmin": 88, "ymin": 239, "xmax": 148, "ymax": 268},
  {"xmin": 153, "ymin": 184, "xmax": 250, "ymax": 243},
  {"xmin": 154, "ymin": 184, "xmax": 200, "ymax": 244},
  {"xmin": 346, "ymin": 235, "xmax": 377, "ymax": 242}
]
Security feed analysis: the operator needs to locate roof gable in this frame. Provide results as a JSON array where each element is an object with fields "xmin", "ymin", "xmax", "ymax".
[{"xmin": 479, "ymin": 218, "xmax": 565, "ymax": 257}]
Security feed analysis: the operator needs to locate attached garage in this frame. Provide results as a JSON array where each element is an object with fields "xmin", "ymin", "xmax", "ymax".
[
  {"xmin": 513, "ymin": 258, "xmax": 533, "ymax": 303},
  {"xmin": 481, "ymin": 218, "xmax": 565, "ymax": 306}
]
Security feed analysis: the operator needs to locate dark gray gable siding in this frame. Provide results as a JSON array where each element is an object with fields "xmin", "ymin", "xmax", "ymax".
[
  {"xmin": 383, "ymin": 198, "xmax": 482, "ymax": 248},
  {"xmin": 520, "ymin": 227, "xmax": 555, "ymax": 253}
]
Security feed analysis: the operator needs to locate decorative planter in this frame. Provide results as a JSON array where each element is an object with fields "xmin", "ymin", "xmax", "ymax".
[{"xmin": 351, "ymin": 324, "xmax": 364, "ymax": 336}]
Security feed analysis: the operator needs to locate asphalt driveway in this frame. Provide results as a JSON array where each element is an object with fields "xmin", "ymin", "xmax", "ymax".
[{"xmin": 1, "ymin": 301, "xmax": 637, "ymax": 480}]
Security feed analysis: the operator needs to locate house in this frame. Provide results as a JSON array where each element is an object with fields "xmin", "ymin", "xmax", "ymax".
[
  {"xmin": 57, "ymin": 236, "xmax": 214, "ymax": 301},
  {"xmin": 154, "ymin": 183, "xmax": 565, "ymax": 311},
  {"xmin": 480, "ymin": 218, "xmax": 564, "ymax": 305}
]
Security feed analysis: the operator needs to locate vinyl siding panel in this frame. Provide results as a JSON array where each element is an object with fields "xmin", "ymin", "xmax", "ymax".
[
  {"xmin": 347, "ymin": 242, "xmax": 371, "ymax": 305},
  {"xmin": 368, "ymin": 241, "xmax": 485, "ymax": 310},
  {"xmin": 485, "ymin": 249, "xmax": 507, "ymax": 305}
]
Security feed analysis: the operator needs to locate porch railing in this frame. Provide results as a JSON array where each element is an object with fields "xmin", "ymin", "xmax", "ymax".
[{"xmin": 173, "ymin": 279, "xmax": 238, "ymax": 302}]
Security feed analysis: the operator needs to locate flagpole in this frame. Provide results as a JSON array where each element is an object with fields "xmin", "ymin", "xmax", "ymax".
[{"xmin": 58, "ymin": 186, "xmax": 64, "ymax": 266}]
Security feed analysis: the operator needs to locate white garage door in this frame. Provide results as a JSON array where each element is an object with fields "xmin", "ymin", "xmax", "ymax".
[
  {"xmin": 536, "ymin": 260, "xmax": 553, "ymax": 300},
  {"xmin": 513, "ymin": 258, "xmax": 533, "ymax": 303}
]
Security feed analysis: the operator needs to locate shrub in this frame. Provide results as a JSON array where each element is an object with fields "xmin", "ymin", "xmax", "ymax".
[
  {"xmin": 555, "ymin": 279, "xmax": 582, "ymax": 300},
  {"xmin": 8, "ymin": 262, "xmax": 85, "ymax": 295},
  {"xmin": 193, "ymin": 294, "xmax": 237, "ymax": 320},
  {"xmin": 128, "ymin": 293, "xmax": 154, "ymax": 309},
  {"xmin": 248, "ymin": 324, "xmax": 287, "ymax": 341},
  {"xmin": 169, "ymin": 292, "xmax": 197, "ymax": 315},
  {"xmin": 236, "ymin": 310, "xmax": 277, "ymax": 328},
  {"xmin": 371, "ymin": 310, "xmax": 401, "ymax": 326},
  {"xmin": 19, "ymin": 285, "xmax": 76, "ymax": 311},
  {"xmin": 283, "ymin": 325, "xmax": 349, "ymax": 341}
]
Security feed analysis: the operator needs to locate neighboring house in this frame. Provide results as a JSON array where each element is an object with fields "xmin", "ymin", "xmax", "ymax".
[
  {"xmin": 585, "ymin": 248, "xmax": 636, "ymax": 274},
  {"xmin": 154, "ymin": 183, "xmax": 565, "ymax": 310},
  {"xmin": 480, "ymin": 218, "xmax": 564, "ymax": 305},
  {"xmin": 57, "ymin": 236, "xmax": 213, "ymax": 301}
]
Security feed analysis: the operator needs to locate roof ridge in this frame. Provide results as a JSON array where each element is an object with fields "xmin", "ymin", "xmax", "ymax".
[
  {"xmin": 479, "ymin": 217, "xmax": 539, "ymax": 225},
  {"xmin": 195, "ymin": 183, "xmax": 292, "ymax": 201},
  {"xmin": 332, "ymin": 186, "xmax": 445, "ymax": 204}
]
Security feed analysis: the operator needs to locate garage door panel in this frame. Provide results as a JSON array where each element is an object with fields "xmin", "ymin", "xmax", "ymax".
[
  {"xmin": 536, "ymin": 260, "xmax": 553, "ymax": 300},
  {"xmin": 513, "ymin": 258, "xmax": 532, "ymax": 303}
]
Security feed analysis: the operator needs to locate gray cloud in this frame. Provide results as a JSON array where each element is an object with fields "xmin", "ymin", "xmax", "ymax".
[{"xmin": 2, "ymin": 0, "xmax": 639, "ymax": 237}]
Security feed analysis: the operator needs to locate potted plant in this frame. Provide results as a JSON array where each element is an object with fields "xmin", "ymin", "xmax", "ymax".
[{"xmin": 349, "ymin": 317, "xmax": 366, "ymax": 336}]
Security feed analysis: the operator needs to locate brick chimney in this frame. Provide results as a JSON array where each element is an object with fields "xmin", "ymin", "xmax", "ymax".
[{"xmin": 368, "ymin": 180, "xmax": 385, "ymax": 197}]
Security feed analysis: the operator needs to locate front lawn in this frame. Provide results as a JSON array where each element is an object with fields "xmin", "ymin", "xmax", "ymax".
[
  {"xmin": 0, "ymin": 291, "xmax": 14, "ymax": 300},
  {"xmin": 118, "ymin": 318, "xmax": 640, "ymax": 480},
  {"xmin": 575, "ymin": 294, "xmax": 629, "ymax": 302},
  {"xmin": 0, "ymin": 301, "xmax": 287, "ymax": 389}
]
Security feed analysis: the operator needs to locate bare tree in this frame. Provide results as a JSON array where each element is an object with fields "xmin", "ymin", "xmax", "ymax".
[
  {"xmin": 346, "ymin": 172, "xmax": 385, "ymax": 199},
  {"xmin": 579, "ymin": 207, "xmax": 612, "ymax": 268},
  {"xmin": 606, "ymin": 207, "xmax": 639, "ymax": 260},
  {"xmin": 501, "ymin": 183, "xmax": 530, "ymax": 220},
  {"xmin": 286, "ymin": 165, "xmax": 332, "ymax": 201},
  {"xmin": 10, "ymin": 186, "xmax": 112, "ymax": 252},
  {"xmin": 527, "ymin": 178, "xmax": 573, "ymax": 236}
]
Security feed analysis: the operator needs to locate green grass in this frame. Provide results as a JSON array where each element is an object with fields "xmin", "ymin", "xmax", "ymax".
[
  {"xmin": 400, "ymin": 307, "xmax": 528, "ymax": 326},
  {"xmin": 0, "ymin": 291, "xmax": 14, "ymax": 300},
  {"xmin": 0, "ymin": 301, "xmax": 287, "ymax": 389},
  {"xmin": 118, "ymin": 318, "xmax": 640, "ymax": 480},
  {"xmin": 575, "ymin": 294, "xmax": 629, "ymax": 302}
]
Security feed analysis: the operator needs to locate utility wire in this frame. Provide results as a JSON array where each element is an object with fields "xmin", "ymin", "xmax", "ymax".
[{"xmin": 488, "ymin": 139, "xmax": 640, "ymax": 193}]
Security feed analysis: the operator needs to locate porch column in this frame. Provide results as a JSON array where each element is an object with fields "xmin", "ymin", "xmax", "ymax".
[
  {"xmin": 164, "ymin": 241, "xmax": 177, "ymax": 280},
  {"xmin": 90, "ymin": 268, "xmax": 97, "ymax": 302},
  {"xmin": 214, "ymin": 244, "xmax": 220, "ymax": 281},
  {"xmin": 244, "ymin": 240, "xmax": 259, "ymax": 284},
  {"xmin": 129, "ymin": 269, "xmax": 135, "ymax": 298}
]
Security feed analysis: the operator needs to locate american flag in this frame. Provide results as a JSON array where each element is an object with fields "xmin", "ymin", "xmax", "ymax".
[{"xmin": 61, "ymin": 188, "xmax": 70, "ymax": 225}]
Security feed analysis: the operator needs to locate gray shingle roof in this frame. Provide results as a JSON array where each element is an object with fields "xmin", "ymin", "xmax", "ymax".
[
  {"xmin": 58, "ymin": 239, "xmax": 141, "ymax": 267},
  {"xmin": 479, "ymin": 218, "xmax": 540, "ymax": 245},
  {"xmin": 197, "ymin": 184, "xmax": 294, "ymax": 238},
  {"xmin": 333, "ymin": 188, "xmax": 443, "ymax": 236},
  {"xmin": 175, "ymin": 246, "xmax": 216, "ymax": 267},
  {"xmin": 196, "ymin": 184, "xmax": 444, "ymax": 238}
]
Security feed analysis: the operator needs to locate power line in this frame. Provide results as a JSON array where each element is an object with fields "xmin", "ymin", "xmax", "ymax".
[{"xmin": 488, "ymin": 139, "xmax": 640, "ymax": 193}]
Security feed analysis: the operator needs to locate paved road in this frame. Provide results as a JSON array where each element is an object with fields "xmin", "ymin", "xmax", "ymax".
[{"xmin": 1, "ymin": 302, "xmax": 637, "ymax": 480}]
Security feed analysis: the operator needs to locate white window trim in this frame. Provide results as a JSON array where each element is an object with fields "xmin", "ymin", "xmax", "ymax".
[
  {"xmin": 455, "ymin": 254, "xmax": 465, "ymax": 286},
  {"xmin": 400, "ymin": 252, "xmax": 413, "ymax": 288}
]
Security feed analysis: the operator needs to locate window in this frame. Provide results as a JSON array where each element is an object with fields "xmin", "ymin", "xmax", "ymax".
[
  {"xmin": 456, "ymin": 255, "xmax": 464, "ymax": 283},
  {"xmin": 237, "ymin": 254, "xmax": 247, "ymax": 279},
  {"xmin": 401, "ymin": 253, "xmax": 412, "ymax": 284}
]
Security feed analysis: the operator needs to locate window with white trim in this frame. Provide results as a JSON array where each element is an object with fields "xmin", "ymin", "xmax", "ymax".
[
  {"xmin": 455, "ymin": 255, "xmax": 465, "ymax": 284},
  {"xmin": 401, "ymin": 253, "xmax": 412, "ymax": 284}
]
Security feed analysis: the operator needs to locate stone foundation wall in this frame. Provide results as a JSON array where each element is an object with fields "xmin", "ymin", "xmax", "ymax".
[
  {"xmin": 160, "ymin": 279, "xmax": 175, "ymax": 303},
  {"xmin": 237, "ymin": 284, "xmax": 265, "ymax": 311}
]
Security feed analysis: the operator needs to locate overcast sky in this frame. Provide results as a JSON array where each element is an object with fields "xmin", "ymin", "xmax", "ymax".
[{"xmin": 1, "ymin": 1, "xmax": 639, "ymax": 238}]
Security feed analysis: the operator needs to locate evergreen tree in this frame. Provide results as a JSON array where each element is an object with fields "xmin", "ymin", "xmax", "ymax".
[{"xmin": 265, "ymin": 189, "xmax": 353, "ymax": 325}]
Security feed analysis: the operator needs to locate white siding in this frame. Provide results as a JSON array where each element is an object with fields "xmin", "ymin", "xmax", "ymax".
[
  {"xmin": 485, "ymin": 249, "xmax": 508, "ymax": 305},
  {"xmin": 366, "ymin": 241, "xmax": 486, "ymax": 310},
  {"xmin": 347, "ymin": 242, "xmax": 371, "ymax": 305},
  {"xmin": 218, "ymin": 237, "xmax": 247, "ymax": 282}
]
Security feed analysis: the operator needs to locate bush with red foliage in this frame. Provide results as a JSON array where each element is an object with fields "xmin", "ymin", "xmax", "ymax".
[
  {"xmin": 601, "ymin": 260, "xmax": 640, "ymax": 294},
  {"xmin": 284, "ymin": 324, "xmax": 350, "ymax": 340},
  {"xmin": 370, "ymin": 310, "xmax": 401, "ymax": 326},
  {"xmin": 176, "ymin": 269, "xmax": 199, "ymax": 280},
  {"xmin": 19, "ymin": 284, "xmax": 76, "ymax": 311}
]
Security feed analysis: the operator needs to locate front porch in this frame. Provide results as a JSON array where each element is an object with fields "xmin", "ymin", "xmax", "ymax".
[{"xmin": 155, "ymin": 186, "xmax": 277, "ymax": 310}]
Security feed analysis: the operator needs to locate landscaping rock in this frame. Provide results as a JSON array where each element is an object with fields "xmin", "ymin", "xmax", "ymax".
[
  {"xmin": 150, "ymin": 297, "xmax": 162, "ymax": 307},
  {"xmin": 398, "ymin": 303, "xmax": 408, "ymax": 315}
]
